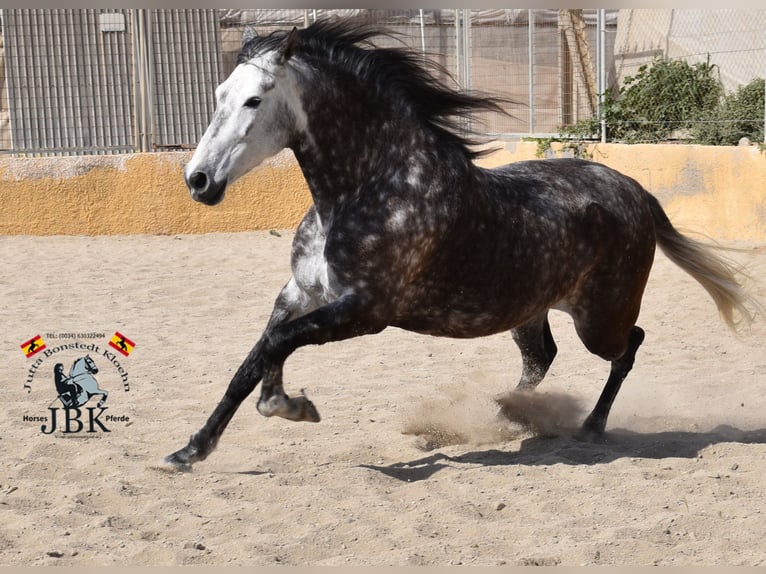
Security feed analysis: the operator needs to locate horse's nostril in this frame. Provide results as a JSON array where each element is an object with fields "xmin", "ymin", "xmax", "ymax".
[{"xmin": 188, "ymin": 171, "xmax": 208, "ymax": 191}]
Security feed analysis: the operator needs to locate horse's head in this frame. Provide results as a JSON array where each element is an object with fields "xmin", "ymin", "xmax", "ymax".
[
  {"xmin": 83, "ymin": 354, "xmax": 99, "ymax": 374},
  {"xmin": 184, "ymin": 28, "xmax": 305, "ymax": 206}
]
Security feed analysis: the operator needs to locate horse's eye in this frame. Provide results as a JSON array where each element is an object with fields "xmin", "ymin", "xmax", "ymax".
[{"xmin": 244, "ymin": 97, "xmax": 262, "ymax": 109}]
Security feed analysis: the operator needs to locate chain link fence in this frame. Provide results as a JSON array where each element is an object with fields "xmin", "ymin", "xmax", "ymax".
[{"xmin": 0, "ymin": 8, "xmax": 764, "ymax": 156}]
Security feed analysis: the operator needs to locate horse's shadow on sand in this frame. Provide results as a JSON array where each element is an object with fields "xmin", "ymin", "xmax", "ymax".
[{"xmin": 359, "ymin": 425, "xmax": 766, "ymax": 482}]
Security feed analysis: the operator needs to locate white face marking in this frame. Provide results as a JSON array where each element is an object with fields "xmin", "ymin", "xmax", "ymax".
[{"xmin": 185, "ymin": 52, "xmax": 308, "ymax": 199}]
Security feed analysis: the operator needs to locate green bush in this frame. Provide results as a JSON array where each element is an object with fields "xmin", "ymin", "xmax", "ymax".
[
  {"xmin": 692, "ymin": 77, "xmax": 765, "ymax": 145},
  {"xmin": 538, "ymin": 57, "xmax": 763, "ymax": 152},
  {"xmin": 603, "ymin": 57, "xmax": 723, "ymax": 142}
]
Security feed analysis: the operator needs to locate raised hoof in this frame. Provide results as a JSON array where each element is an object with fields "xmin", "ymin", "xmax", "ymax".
[
  {"xmin": 292, "ymin": 395, "xmax": 321, "ymax": 422},
  {"xmin": 258, "ymin": 391, "xmax": 321, "ymax": 422}
]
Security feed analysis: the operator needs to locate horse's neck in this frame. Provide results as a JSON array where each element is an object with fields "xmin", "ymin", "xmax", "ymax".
[
  {"xmin": 70, "ymin": 359, "xmax": 84, "ymax": 376},
  {"xmin": 288, "ymin": 71, "xmax": 397, "ymax": 206},
  {"xmin": 292, "ymin": 144, "xmax": 366, "ymax": 214},
  {"xmin": 291, "ymin": 107, "xmax": 449, "ymax": 220}
]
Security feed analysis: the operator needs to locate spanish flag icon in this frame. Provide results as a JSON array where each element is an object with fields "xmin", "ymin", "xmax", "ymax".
[
  {"xmin": 109, "ymin": 331, "xmax": 136, "ymax": 357},
  {"xmin": 21, "ymin": 335, "xmax": 46, "ymax": 358}
]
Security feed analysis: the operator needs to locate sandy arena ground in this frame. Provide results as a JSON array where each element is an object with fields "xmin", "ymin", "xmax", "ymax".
[{"xmin": 2, "ymin": 230, "xmax": 765, "ymax": 566}]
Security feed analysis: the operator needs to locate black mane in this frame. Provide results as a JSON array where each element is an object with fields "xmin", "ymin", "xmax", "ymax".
[{"xmin": 239, "ymin": 19, "xmax": 509, "ymax": 159}]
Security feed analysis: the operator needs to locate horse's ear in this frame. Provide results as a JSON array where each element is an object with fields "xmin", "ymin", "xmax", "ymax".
[{"xmin": 274, "ymin": 27, "xmax": 299, "ymax": 65}]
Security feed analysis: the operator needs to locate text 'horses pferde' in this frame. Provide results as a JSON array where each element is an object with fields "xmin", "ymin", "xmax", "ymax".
[{"xmin": 163, "ymin": 20, "xmax": 759, "ymax": 471}]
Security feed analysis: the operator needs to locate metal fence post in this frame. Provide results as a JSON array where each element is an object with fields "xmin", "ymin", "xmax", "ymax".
[
  {"xmin": 132, "ymin": 8, "xmax": 152, "ymax": 153},
  {"xmin": 463, "ymin": 8, "xmax": 471, "ymax": 93},
  {"xmin": 528, "ymin": 10, "xmax": 535, "ymax": 134},
  {"xmin": 132, "ymin": 9, "xmax": 144, "ymax": 152},
  {"xmin": 454, "ymin": 8, "xmax": 471, "ymax": 91},
  {"xmin": 454, "ymin": 9, "xmax": 462, "ymax": 89},
  {"xmin": 145, "ymin": 10, "xmax": 155, "ymax": 152},
  {"xmin": 418, "ymin": 9, "xmax": 426, "ymax": 63},
  {"xmin": 598, "ymin": 8, "xmax": 606, "ymax": 143}
]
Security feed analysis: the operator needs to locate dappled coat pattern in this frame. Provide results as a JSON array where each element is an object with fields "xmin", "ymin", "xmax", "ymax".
[{"xmin": 164, "ymin": 20, "xmax": 757, "ymax": 471}]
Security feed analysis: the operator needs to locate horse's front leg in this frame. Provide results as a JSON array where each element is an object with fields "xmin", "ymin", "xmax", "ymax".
[
  {"xmin": 162, "ymin": 336, "xmax": 267, "ymax": 471},
  {"xmin": 162, "ymin": 279, "xmax": 313, "ymax": 471},
  {"xmin": 255, "ymin": 292, "xmax": 387, "ymax": 422}
]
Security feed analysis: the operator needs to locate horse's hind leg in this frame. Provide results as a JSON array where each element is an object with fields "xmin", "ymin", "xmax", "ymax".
[
  {"xmin": 511, "ymin": 312, "xmax": 557, "ymax": 390},
  {"xmin": 570, "ymin": 258, "xmax": 651, "ymax": 437},
  {"xmin": 579, "ymin": 325, "xmax": 645, "ymax": 437}
]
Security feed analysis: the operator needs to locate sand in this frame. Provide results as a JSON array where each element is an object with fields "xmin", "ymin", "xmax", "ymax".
[{"xmin": 2, "ymin": 230, "xmax": 766, "ymax": 566}]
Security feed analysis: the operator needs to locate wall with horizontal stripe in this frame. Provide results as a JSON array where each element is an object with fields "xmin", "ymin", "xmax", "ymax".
[
  {"xmin": 0, "ymin": 150, "xmax": 310, "ymax": 235},
  {"xmin": 1, "ymin": 143, "xmax": 764, "ymax": 240}
]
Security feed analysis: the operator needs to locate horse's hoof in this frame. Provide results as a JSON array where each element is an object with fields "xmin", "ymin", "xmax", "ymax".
[
  {"xmin": 574, "ymin": 425, "xmax": 607, "ymax": 444},
  {"xmin": 257, "ymin": 392, "xmax": 321, "ymax": 422},
  {"xmin": 151, "ymin": 451, "xmax": 194, "ymax": 473},
  {"xmin": 297, "ymin": 396, "xmax": 321, "ymax": 423}
]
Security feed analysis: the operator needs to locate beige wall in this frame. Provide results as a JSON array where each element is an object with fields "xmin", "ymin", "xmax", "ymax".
[
  {"xmin": 480, "ymin": 142, "xmax": 766, "ymax": 241},
  {"xmin": 0, "ymin": 151, "xmax": 311, "ymax": 236},
  {"xmin": 1, "ymin": 142, "xmax": 765, "ymax": 240}
]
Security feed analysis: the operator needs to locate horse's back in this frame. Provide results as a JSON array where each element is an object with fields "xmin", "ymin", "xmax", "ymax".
[
  {"xmin": 393, "ymin": 158, "xmax": 658, "ymax": 337},
  {"xmin": 475, "ymin": 158, "xmax": 656, "ymax": 270},
  {"xmin": 485, "ymin": 157, "xmax": 657, "ymax": 272},
  {"xmin": 488, "ymin": 158, "xmax": 650, "ymax": 221}
]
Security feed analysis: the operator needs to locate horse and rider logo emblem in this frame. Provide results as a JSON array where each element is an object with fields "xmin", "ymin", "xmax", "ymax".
[
  {"xmin": 20, "ymin": 331, "xmax": 136, "ymax": 434},
  {"xmin": 52, "ymin": 355, "xmax": 108, "ymax": 409}
]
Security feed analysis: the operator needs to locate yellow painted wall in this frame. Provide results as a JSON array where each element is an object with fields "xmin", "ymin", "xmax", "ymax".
[
  {"xmin": 1, "ymin": 142, "xmax": 765, "ymax": 240},
  {"xmin": 0, "ymin": 150, "xmax": 311, "ymax": 236},
  {"xmin": 480, "ymin": 142, "xmax": 766, "ymax": 241}
]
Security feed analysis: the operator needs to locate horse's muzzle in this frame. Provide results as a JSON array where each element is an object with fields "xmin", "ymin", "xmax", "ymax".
[{"xmin": 185, "ymin": 170, "xmax": 227, "ymax": 206}]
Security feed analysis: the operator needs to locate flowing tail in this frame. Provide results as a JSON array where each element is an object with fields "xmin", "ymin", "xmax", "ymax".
[{"xmin": 647, "ymin": 194, "xmax": 761, "ymax": 331}]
